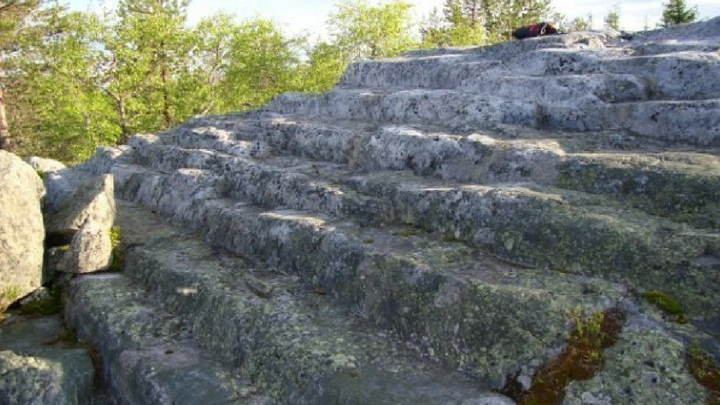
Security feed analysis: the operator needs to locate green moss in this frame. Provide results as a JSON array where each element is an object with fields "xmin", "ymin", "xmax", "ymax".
[
  {"xmin": 362, "ymin": 238, "xmax": 375, "ymax": 244},
  {"xmin": 21, "ymin": 285, "xmax": 62, "ymax": 317},
  {"xmin": 35, "ymin": 169, "xmax": 47, "ymax": 181},
  {"xmin": 399, "ymin": 229, "xmax": 422, "ymax": 237},
  {"xmin": 108, "ymin": 226, "xmax": 124, "ymax": 272},
  {"xmin": 642, "ymin": 291, "xmax": 689, "ymax": 324}
]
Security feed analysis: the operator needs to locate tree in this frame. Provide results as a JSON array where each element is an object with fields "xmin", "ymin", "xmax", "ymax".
[
  {"xmin": 328, "ymin": 0, "xmax": 417, "ymax": 60},
  {"xmin": 661, "ymin": 0, "xmax": 698, "ymax": 26},
  {"xmin": 419, "ymin": 1, "xmax": 485, "ymax": 48},
  {"xmin": 294, "ymin": 41, "xmax": 348, "ymax": 93},
  {"xmin": 220, "ymin": 19, "xmax": 299, "ymax": 111},
  {"xmin": 11, "ymin": 11, "xmax": 120, "ymax": 162},
  {"xmin": 118, "ymin": 0, "xmax": 192, "ymax": 129},
  {"xmin": 192, "ymin": 13, "xmax": 236, "ymax": 115},
  {"xmin": 604, "ymin": 5, "xmax": 621, "ymax": 30},
  {"xmin": 0, "ymin": 0, "xmax": 42, "ymax": 151},
  {"xmin": 481, "ymin": 0, "xmax": 553, "ymax": 42}
]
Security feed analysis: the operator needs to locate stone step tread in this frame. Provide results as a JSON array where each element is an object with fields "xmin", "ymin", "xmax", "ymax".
[
  {"xmin": 267, "ymin": 89, "xmax": 720, "ymax": 147},
  {"xmin": 191, "ymin": 111, "xmax": 720, "ymax": 159},
  {"xmin": 115, "ymin": 200, "xmax": 513, "ymax": 404},
  {"xmin": 124, "ymin": 141, "xmax": 720, "ymax": 242},
  {"xmin": 163, "ymin": 115, "xmax": 720, "ymax": 229},
  {"xmin": 65, "ymin": 274, "xmax": 268, "ymax": 405},
  {"xmin": 112, "ymin": 161, "xmax": 720, "ymax": 326},
  {"xmin": 113, "ymin": 170, "xmax": 627, "ymax": 384},
  {"xmin": 116, "ymin": 170, "xmax": 622, "ymax": 301}
]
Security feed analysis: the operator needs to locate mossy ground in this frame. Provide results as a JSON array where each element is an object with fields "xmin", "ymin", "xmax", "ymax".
[
  {"xmin": 643, "ymin": 290, "xmax": 689, "ymax": 324},
  {"xmin": 20, "ymin": 284, "xmax": 62, "ymax": 318},
  {"xmin": 688, "ymin": 346, "xmax": 720, "ymax": 405},
  {"xmin": 505, "ymin": 308, "xmax": 626, "ymax": 405}
]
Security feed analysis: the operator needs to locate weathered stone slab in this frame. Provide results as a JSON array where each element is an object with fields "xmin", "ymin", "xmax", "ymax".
[
  {"xmin": 0, "ymin": 315, "xmax": 94, "ymax": 405},
  {"xmin": 45, "ymin": 174, "xmax": 116, "ymax": 242}
]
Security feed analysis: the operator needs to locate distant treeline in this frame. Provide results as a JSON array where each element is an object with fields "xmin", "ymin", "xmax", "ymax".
[{"xmin": 0, "ymin": 0, "xmax": 697, "ymax": 163}]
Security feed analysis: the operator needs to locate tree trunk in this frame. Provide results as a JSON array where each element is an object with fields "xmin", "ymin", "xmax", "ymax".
[
  {"xmin": 116, "ymin": 95, "xmax": 131, "ymax": 145},
  {"xmin": 160, "ymin": 42, "xmax": 171, "ymax": 129},
  {"xmin": 0, "ymin": 58, "xmax": 13, "ymax": 151}
]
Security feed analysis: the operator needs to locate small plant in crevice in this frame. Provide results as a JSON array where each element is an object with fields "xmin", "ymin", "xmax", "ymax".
[
  {"xmin": 688, "ymin": 345, "xmax": 720, "ymax": 405},
  {"xmin": 108, "ymin": 226, "xmax": 125, "ymax": 272},
  {"xmin": 21, "ymin": 284, "xmax": 63, "ymax": 317},
  {"xmin": 35, "ymin": 169, "xmax": 47, "ymax": 181},
  {"xmin": 642, "ymin": 290, "xmax": 689, "ymax": 324},
  {"xmin": 503, "ymin": 307, "xmax": 626, "ymax": 405}
]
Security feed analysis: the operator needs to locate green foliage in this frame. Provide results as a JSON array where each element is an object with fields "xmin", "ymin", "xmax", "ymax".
[
  {"xmin": 420, "ymin": 4, "xmax": 485, "ymax": 48},
  {"xmin": 108, "ymin": 226, "xmax": 124, "ymax": 272},
  {"xmin": 604, "ymin": 5, "xmax": 621, "ymax": 30},
  {"xmin": 661, "ymin": 0, "xmax": 698, "ymax": 27},
  {"xmin": 4, "ymin": 0, "xmax": 560, "ymax": 162},
  {"xmin": 329, "ymin": 0, "xmax": 417, "ymax": 60},
  {"xmin": 293, "ymin": 41, "xmax": 348, "ymax": 94},
  {"xmin": 220, "ymin": 18, "xmax": 299, "ymax": 111}
]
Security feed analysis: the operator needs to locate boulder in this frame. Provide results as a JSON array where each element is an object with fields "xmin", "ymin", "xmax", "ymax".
[
  {"xmin": 54, "ymin": 220, "xmax": 113, "ymax": 273},
  {"xmin": 23, "ymin": 156, "xmax": 66, "ymax": 173},
  {"xmin": 0, "ymin": 151, "xmax": 45, "ymax": 310},
  {"xmin": 45, "ymin": 174, "xmax": 115, "ymax": 243}
]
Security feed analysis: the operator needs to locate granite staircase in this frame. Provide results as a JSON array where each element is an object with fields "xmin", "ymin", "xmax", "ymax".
[{"xmin": 64, "ymin": 19, "xmax": 720, "ymax": 405}]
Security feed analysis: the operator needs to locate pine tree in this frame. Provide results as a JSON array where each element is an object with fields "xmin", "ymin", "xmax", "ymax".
[
  {"xmin": 462, "ymin": 0, "xmax": 481, "ymax": 27},
  {"xmin": 661, "ymin": 0, "xmax": 698, "ymax": 26}
]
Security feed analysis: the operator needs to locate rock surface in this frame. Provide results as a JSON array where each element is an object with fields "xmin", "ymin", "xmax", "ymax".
[
  {"xmin": 0, "ymin": 315, "xmax": 95, "ymax": 405},
  {"xmin": 46, "ymin": 18, "xmax": 720, "ymax": 405},
  {"xmin": 45, "ymin": 174, "xmax": 115, "ymax": 238},
  {"xmin": 24, "ymin": 156, "xmax": 67, "ymax": 173},
  {"xmin": 54, "ymin": 220, "xmax": 113, "ymax": 273},
  {"xmin": 0, "ymin": 151, "xmax": 46, "ymax": 310}
]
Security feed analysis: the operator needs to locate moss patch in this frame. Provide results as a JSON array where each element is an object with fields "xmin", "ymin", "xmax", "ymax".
[
  {"xmin": 505, "ymin": 308, "xmax": 626, "ymax": 405},
  {"xmin": 399, "ymin": 228, "xmax": 423, "ymax": 237},
  {"xmin": 643, "ymin": 290, "xmax": 689, "ymax": 324},
  {"xmin": 0, "ymin": 285, "xmax": 23, "ymax": 320},
  {"xmin": 35, "ymin": 169, "xmax": 47, "ymax": 181},
  {"xmin": 108, "ymin": 226, "xmax": 124, "ymax": 272},
  {"xmin": 688, "ymin": 346, "xmax": 720, "ymax": 405},
  {"xmin": 21, "ymin": 285, "xmax": 62, "ymax": 317}
]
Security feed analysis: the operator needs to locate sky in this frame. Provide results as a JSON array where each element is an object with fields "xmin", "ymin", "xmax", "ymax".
[{"xmin": 67, "ymin": 0, "xmax": 720, "ymax": 38}]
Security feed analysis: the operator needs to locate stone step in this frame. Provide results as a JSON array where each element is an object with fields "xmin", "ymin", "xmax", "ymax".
[
  {"xmin": 64, "ymin": 274, "xmax": 267, "ymax": 405},
  {"xmin": 112, "ymin": 171, "xmax": 627, "ymax": 387},
  {"xmin": 267, "ymin": 89, "xmax": 720, "ymax": 146},
  {"xmin": 111, "ymin": 156, "xmax": 720, "ymax": 326},
  {"xmin": 167, "ymin": 115, "xmax": 720, "ymax": 229},
  {"xmin": 0, "ymin": 315, "xmax": 95, "ymax": 405},
  {"xmin": 339, "ymin": 48, "xmax": 720, "ymax": 101},
  {"xmin": 114, "ymin": 200, "xmax": 513, "ymax": 403}
]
